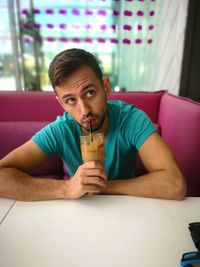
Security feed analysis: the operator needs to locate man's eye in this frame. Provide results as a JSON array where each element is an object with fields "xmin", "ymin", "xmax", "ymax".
[
  {"xmin": 86, "ymin": 90, "xmax": 95, "ymax": 98},
  {"xmin": 66, "ymin": 98, "xmax": 76, "ymax": 105}
]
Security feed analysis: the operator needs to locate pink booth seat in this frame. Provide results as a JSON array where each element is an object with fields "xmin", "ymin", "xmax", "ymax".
[
  {"xmin": 158, "ymin": 93, "xmax": 200, "ymax": 196},
  {"xmin": 0, "ymin": 90, "xmax": 199, "ymax": 196},
  {"xmin": 0, "ymin": 92, "xmax": 64, "ymax": 178}
]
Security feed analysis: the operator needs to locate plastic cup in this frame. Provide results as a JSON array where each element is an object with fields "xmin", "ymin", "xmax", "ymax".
[{"xmin": 80, "ymin": 133, "xmax": 105, "ymax": 164}]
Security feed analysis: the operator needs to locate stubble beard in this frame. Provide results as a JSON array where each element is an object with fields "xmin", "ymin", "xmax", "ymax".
[{"xmin": 80, "ymin": 108, "xmax": 107, "ymax": 133}]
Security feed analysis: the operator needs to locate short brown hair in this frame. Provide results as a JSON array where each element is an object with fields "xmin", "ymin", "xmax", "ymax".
[{"xmin": 48, "ymin": 48, "xmax": 103, "ymax": 89}]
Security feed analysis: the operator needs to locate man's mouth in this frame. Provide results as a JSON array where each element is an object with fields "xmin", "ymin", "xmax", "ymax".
[
  {"xmin": 81, "ymin": 116, "xmax": 95, "ymax": 126},
  {"xmin": 84, "ymin": 119, "xmax": 95, "ymax": 127}
]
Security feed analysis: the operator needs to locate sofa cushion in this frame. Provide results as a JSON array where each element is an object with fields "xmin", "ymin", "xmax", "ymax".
[
  {"xmin": 0, "ymin": 121, "xmax": 63, "ymax": 176},
  {"xmin": 158, "ymin": 93, "xmax": 200, "ymax": 196}
]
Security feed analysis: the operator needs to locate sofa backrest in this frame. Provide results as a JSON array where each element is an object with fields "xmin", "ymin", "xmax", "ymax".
[
  {"xmin": 108, "ymin": 90, "xmax": 165, "ymax": 123},
  {"xmin": 0, "ymin": 90, "xmax": 164, "ymax": 122},
  {"xmin": 0, "ymin": 92, "xmax": 64, "ymax": 177},
  {"xmin": 0, "ymin": 91, "xmax": 63, "ymax": 121},
  {"xmin": 158, "ymin": 93, "xmax": 200, "ymax": 196}
]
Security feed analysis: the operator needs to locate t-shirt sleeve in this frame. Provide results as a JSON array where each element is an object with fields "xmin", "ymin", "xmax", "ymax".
[
  {"xmin": 128, "ymin": 109, "xmax": 156, "ymax": 150},
  {"xmin": 31, "ymin": 122, "xmax": 59, "ymax": 157}
]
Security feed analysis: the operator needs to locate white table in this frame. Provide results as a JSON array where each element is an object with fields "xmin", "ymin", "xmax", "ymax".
[
  {"xmin": 0, "ymin": 196, "xmax": 199, "ymax": 267},
  {"xmin": 0, "ymin": 198, "xmax": 16, "ymax": 225}
]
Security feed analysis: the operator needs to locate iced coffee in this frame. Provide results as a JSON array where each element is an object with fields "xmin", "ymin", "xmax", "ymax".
[{"xmin": 80, "ymin": 133, "xmax": 105, "ymax": 164}]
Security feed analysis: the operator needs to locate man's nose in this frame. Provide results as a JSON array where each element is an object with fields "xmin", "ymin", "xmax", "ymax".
[{"xmin": 78, "ymin": 99, "xmax": 91, "ymax": 116}]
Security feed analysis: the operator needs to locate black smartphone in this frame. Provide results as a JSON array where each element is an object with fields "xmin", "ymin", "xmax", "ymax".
[{"xmin": 189, "ymin": 222, "xmax": 200, "ymax": 251}]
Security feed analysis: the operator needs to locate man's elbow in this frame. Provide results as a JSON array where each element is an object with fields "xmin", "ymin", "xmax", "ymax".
[{"xmin": 172, "ymin": 173, "xmax": 187, "ymax": 200}]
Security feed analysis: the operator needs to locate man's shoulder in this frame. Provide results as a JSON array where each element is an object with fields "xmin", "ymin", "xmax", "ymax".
[
  {"xmin": 107, "ymin": 100, "xmax": 141, "ymax": 117},
  {"xmin": 107, "ymin": 100, "xmax": 151, "ymax": 130},
  {"xmin": 42, "ymin": 111, "xmax": 77, "ymax": 134},
  {"xmin": 48, "ymin": 111, "xmax": 75, "ymax": 127},
  {"xmin": 55, "ymin": 111, "xmax": 74, "ymax": 123}
]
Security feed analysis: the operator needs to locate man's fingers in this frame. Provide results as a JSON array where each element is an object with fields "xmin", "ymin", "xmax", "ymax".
[
  {"xmin": 83, "ymin": 176, "xmax": 107, "ymax": 188},
  {"xmin": 82, "ymin": 161, "xmax": 104, "ymax": 169},
  {"xmin": 84, "ymin": 185, "xmax": 102, "ymax": 194},
  {"xmin": 84, "ymin": 168, "xmax": 107, "ymax": 180}
]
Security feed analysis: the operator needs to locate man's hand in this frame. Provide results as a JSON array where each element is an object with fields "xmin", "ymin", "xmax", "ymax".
[{"xmin": 65, "ymin": 161, "xmax": 107, "ymax": 199}]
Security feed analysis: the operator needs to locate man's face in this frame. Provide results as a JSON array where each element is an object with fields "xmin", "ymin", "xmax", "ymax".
[{"xmin": 55, "ymin": 66, "xmax": 111, "ymax": 133}]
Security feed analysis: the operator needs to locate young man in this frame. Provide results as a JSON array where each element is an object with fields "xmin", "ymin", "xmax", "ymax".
[{"xmin": 0, "ymin": 49, "xmax": 186, "ymax": 201}]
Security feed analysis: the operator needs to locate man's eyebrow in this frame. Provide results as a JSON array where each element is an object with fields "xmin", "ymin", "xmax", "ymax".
[
  {"xmin": 61, "ymin": 84, "xmax": 96, "ymax": 100},
  {"xmin": 81, "ymin": 84, "xmax": 96, "ymax": 93},
  {"xmin": 62, "ymin": 94, "xmax": 74, "ymax": 100}
]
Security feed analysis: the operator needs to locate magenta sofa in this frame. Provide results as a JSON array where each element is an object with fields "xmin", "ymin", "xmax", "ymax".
[{"xmin": 0, "ymin": 90, "xmax": 200, "ymax": 196}]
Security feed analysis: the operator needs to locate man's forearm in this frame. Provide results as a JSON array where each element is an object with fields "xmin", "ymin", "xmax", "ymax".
[
  {"xmin": 0, "ymin": 167, "xmax": 65, "ymax": 201},
  {"xmin": 102, "ymin": 170, "xmax": 186, "ymax": 200},
  {"xmin": 0, "ymin": 162, "xmax": 107, "ymax": 201}
]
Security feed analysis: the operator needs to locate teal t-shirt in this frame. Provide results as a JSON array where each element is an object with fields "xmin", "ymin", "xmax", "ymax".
[{"xmin": 32, "ymin": 101, "xmax": 156, "ymax": 179}]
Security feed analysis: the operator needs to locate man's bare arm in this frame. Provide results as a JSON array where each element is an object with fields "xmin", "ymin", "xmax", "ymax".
[
  {"xmin": 0, "ymin": 140, "xmax": 106, "ymax": 201},
  {"xmin": 101, "ymin": 132, "xmax": 187, "ymax": 200},
  {"xmin": 0, "ymin": 140, "xmax": 63, "ymax": 200}
]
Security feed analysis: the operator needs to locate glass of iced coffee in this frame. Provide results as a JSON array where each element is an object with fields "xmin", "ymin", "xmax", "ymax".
[{"xmin": 80, "ymin": 133, "xmax": 105, "ymax": 164}]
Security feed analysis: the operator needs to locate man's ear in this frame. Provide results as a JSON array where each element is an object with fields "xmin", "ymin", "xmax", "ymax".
[
  {"xmin": 55, "ymin": 95, "xmax": 65, "ymax": 110},
  {"xmin": 103, "ymin": 77, "xmax": 112, "ymax": 98}
]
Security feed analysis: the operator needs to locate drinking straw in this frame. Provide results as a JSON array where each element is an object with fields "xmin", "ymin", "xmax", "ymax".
[{"xmin": 89, "ymin": 121, "xmax": 93, "ymax": 141}]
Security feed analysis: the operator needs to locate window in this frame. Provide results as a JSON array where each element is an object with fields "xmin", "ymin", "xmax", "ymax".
[
  {"xmin": 0, "ymin": 0, "xmax": 16, "ymax": 91},
  {"xmin": 0, "ymin": 0, "xmax": 188, "ymax": 94}
]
